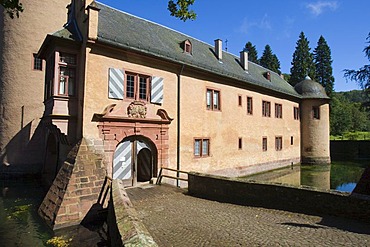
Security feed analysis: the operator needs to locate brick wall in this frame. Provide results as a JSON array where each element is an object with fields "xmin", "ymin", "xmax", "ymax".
[{"xmin": 38, "ymin": 138, "xmax": 108, "ymax": 229}]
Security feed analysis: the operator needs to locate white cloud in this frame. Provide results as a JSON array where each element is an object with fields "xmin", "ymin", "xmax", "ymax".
[
  {"xmin": 238, "ymin": 14, "xmax": 271, "ymax": 34},
  {"xmin": 306, "ymin": 1, "xmax": 338, "ymax": 16}
]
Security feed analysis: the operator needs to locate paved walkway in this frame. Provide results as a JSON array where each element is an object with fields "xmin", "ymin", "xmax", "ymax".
[{"xmin": 126, "ymin": 184, "xmax": 370, "ymax": 247}]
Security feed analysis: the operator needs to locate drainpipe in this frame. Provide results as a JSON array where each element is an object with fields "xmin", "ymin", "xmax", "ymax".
[{"xmin": 176, "ymin": 64, "xmax": 185, "ymax": 187}]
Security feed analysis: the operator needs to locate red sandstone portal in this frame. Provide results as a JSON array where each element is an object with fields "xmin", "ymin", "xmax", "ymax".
[{"xmin": 94, "ymin": 105, "xmax": 173, "ymax": 187}]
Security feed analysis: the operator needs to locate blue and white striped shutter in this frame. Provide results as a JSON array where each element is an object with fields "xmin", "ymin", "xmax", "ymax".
[
  {"xmin": 151, "ymin": 76, "xmax": 164, "ymax": 104},
  {"xmin": 113, "ymin": 141, "xmax": 132, "ymax": 180},
  {"xmin": 108, "ymin": 68, "xmax": 124, "ymax": 99}
]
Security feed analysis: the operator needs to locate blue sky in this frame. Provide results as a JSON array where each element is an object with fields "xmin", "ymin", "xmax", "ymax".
[{"xmin": 98, "ymin": 0, "xmax": 370, "ymax": 92}]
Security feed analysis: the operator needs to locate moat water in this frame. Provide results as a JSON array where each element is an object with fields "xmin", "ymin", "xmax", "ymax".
[
  {"xmin": 242, "ymin": 160, "xmax": 369, "ymax": 192},
  {"xmin": 0, "ymin": 160, "xmax": 368, "ymax": 245},
  {"xmin": 0, "ymin": 179, "xmax": 52, "ymax": 246}
]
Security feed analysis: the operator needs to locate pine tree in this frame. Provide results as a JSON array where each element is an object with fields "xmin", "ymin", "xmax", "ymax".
[
  {"xmin": 344, "ymin": 33, "xmax": 370, "ymax": 106},
  {"xmin": 314, "ymin": 36, "xmax": 334, "ymax": 97},
  {"xmin": 243, "ymin": 41, "xmax": 259, "ymax": 64},
  {"xmin": 259, "ymin": 45, "xmax": 281, "ymax": 74},
  {"xmin": 289, "ymin": 32, "xmax": 316, "ymax": 86}
]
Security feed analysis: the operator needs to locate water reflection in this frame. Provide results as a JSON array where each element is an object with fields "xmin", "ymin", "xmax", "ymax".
[
  {"xmin": 0, "ymin": 179, "xmax": 52, "ymax": 246},
  {"xmin": 242, "ymin": 161, "xmax": 368, "ymax": 193}
]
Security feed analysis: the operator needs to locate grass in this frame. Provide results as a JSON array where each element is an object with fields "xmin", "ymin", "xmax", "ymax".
[{"xmin": 330, "ymin": 131, "xmax": 370, "ymax": 140}]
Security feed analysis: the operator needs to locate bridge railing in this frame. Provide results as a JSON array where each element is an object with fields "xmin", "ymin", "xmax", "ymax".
[{"xmin": 156, "ymin": 167, "xmax": 188, "ymax": 185}]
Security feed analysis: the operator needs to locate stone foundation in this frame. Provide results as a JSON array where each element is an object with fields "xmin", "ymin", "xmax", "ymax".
[
  {"xmin": 301, "ymin": 156, "xmax": 331, "ymax": 164},
  {"xmin": 210, "ymin": 158, "xmax": 301, "ymax": 177}
]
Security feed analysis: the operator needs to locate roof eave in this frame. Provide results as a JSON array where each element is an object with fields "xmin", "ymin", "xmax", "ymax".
[{"xmin": 95, "ymin": 37, "xmax": 301, "ymax": 100}]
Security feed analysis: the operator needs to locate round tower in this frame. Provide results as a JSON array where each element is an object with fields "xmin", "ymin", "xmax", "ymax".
[
  {"xmin": 295, "ymin": 77, "xmax": 331, "ymax": 164},
  {"xmin": 0, "ymin": 0, "xmax": 70, "ymax": 174}
]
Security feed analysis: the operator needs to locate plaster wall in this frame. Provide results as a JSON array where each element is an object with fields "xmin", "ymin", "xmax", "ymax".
[
  {"xmin": 301, "ymin": 99, "xmax": 330, "ymax": 163},
  {"xmin": 82, "ymin": 45, "xmax": 301, "ymax": 177},
  {"xmin": 179, "ymin": 74, "xmax": 301, "ymax": 176},
  {"xmin": 82, "ymin": 47, "xmax": 178, "ymax": 141},
  {"xmin": 0, "ymin": 0, "xmax": 70, "ymax": 172}
]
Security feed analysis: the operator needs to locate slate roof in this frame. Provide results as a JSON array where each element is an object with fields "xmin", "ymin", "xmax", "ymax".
[
  {"xmin": 294, "ymin": 78, "xmax": 330, "ymax": 99},
  {"xmin": 95, "ymin": 1, "xmax": 301, "ymax": 99}
]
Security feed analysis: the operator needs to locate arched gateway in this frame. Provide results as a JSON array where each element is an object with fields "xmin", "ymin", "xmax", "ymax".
[
  {"xmin": 94, "ymin": 103, "xmax": 173, "ymax": 187},
  {"xmin": 113, "ymin": 136, "xmax": 157, "ymax": 186}
]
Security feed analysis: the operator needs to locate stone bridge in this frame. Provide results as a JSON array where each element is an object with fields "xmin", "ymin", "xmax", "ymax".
[{"xmin": 107, "ymin": 173, "xmax": 370, "ymax": 246}]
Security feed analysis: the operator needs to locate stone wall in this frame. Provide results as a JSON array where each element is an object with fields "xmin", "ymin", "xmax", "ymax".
[
  {"xmin": 108, "ymin": 179, "xmax": 157, "ymax": 246},
  {"xmin": 38, "ymin": 138, "xmax": 107, "ymax": 229},
  {"xmin": 188, "ymin": 172, "xmax": 370, "ymax": 222}
]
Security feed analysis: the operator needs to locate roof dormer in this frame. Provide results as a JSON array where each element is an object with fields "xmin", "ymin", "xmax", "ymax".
[
  {"xmin": 264, "ymin": 71, "xmax": 271, "ymax": 81},
  {"xmin": 182, "ymin": 39, "xmax": 192, "ymax": 55}
]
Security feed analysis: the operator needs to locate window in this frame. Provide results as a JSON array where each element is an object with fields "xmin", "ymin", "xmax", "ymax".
[
  {"xmin": 275, "ymin": 136, "xmax": 283, "ymax": 151},
  {"xmin": 294, "ymin": 107, "xmax": 300, "ymax": 120},
  {"xmin": 275, "ymin": 103, "xmax": 282, "ymax": 118},
  {"xmin": 45, "ymin": 54, "xmax": 55, "ymax": 99},
  {"xmin": 194, "ymin": 138, "xmax": 210, "ymax": 157},
  {"xmin": 33, "ymin": 53, "xmax": 43, "ymax": 71},
  {"xmin": 206, "ymin": 89, "xmax": 221, "ymax": 111},
  {"xmin": 262, "ymin": 100, "xmax": 271, "ymax": 117},
  {"xmin": 291, "ymin": 136, "xmax": 294, "ymax": 145},
  {"xmin": 238, "ymin": 138, "xmax": 242, "ymax": 150},
  {"xmin": 247, "ymin": 97, "xmax": 253, "ymax": 115},
  {"xmin": 238, "ymin": 95, "xmax": 242, "ymax": 106},
  {"xmin": 58, "ymin": 53, "xmax": 76, "ymax": 96},
  {"xmin": 262, "ymin": 137, "xmax": 267, "ymax": 151},
  {"xmin": 125, "ymin": 73, "xmax": 151, "ymax": 101},
  {"xmin": 313, "ymin": 106, "xmax": 320, "ymax": 119}
]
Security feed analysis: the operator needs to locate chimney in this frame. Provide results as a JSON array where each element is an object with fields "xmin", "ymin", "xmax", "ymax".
[
  {"xmin": 215, "ymin": 39, "xmax": 222, "ymax": 60},
  {"xmin": 87, "ymin": 2, "xmax": 101, "ymax": 40},
  {"xmin": 240, "ymin": 51, "xmax": 249, "ymax": 71}
]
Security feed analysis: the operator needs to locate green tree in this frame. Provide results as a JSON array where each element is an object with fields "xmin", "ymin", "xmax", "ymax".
[
  {"xmin": 243, "ymin": 41, "xmax": 258, "ymax": 64},
  {"xmin": 351, "ymin": 102, "xmax": 369, "ymax": 131},
  {"xmin": 314, "ymin": 36, "xmax": 334, "ymax": 98},
  {"xmin": 289, "ymin": 32, "xmax": 316, "ymax": 86},
  {"xmin": 330, "ymin": 92, "xmax": 370, "ymax": 135},
  {"xmin": 168, "ymin": 0, "xmax": 196, "ymax": 21},
  {"xmin": 344, "ymin": 33, "xmax": 370, "ymax": 105},
  {"xmin": 330, "ymin": 94, "xmax": 353, "ymax": 135},
  {"xmin": 282, "ymin": 73, "xmax": 290, "ymax": 82},
  {"xmin": 259, "ymin": 44, "xmax": 281, "ymax": 74},
  {"xmin": 1, "ymin": 0, "xmax": 23, "ymax": 18}
]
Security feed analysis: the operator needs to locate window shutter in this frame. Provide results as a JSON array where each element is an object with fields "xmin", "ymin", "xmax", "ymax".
[
  {"xmin": 151, "ymin": 76, "xmax": 164, "ymax": 104},
  {"xmin": 108, "ymin": 68, "xmax": 124, "ymax": 99}
]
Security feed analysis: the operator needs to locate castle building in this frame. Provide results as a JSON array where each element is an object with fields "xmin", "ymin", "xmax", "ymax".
[
  {"xmin": 0, "ymin": 0, "xmax": 70, "ymax": 176},
  {"xmin": 2, "ymin": 0, "xmax": 330, "ymax": 228}
]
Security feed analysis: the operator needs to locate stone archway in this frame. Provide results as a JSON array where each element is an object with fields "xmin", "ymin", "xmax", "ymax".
[{"xmin": 94, "ymin": 104, "xmax": 173, "ymax": 187}]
